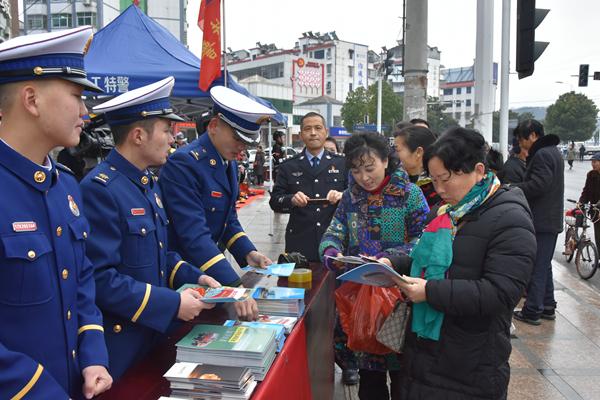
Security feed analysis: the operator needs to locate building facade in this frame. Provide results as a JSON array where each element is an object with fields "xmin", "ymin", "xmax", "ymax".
[
  {"xmin": 439, "ymin": 64, "xmax": 498, "ymax": 127},
  {"xmin": 382, "ymin": 42, "xmax": 441, "ymax": 99},
  {"xmin": 0, "ymin": 0, "xmax": 11, "ymax": 42},
  {"xmin": 20, "ymin": 0, "xmax": 185, "ymax": 43}
]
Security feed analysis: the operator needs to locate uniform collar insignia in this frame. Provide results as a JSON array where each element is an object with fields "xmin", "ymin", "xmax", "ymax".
[{"xmin": 292, "ymin": 171, "xmax": 303, "ymax": 177}]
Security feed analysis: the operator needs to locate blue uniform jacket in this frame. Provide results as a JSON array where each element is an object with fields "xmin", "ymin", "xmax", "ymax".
[
  {"xmin": 80, "ymin": 150, "xmax": 202, "ymax": 379},
  {"xmin": 159, "ymin": 133, "xmax": 256, "ymax": 286},
  {"xmin": 0, "ymin": 140, "xmax": 108, "ymax": 399}
]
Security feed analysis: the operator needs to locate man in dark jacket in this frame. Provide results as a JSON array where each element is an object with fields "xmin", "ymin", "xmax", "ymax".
[
  {"xmin": 512, "ymin": 119, "xmax": 564, "ymax": 325},
  {"xmin": 270, "ymin": 112, "xmax": 347, "ymax": 262},
  {"xmin": 500, "ymin": 136, "xmax": 527, "ymax": 184}
]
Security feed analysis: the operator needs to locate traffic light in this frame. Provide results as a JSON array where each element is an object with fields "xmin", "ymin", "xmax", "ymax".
[
  {"xmin": 384, "ymin": 50, "xmax": 394, "ymax": 78},
  {"xmin": 516, "ymin": 0, "xmax": 549, "ymax": 79},
  {"xmin": 579, "ymin": 64, "xmax": 589, "ymax": 87}
]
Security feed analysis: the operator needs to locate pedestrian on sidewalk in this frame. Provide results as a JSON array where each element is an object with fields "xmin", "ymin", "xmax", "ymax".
[
  {"xmin": 394, "ymin": 125, "xmax": 443, "ymax": 208},
  {"xmin": 567, "ymin": 142, "xmax": 576, "ymax": 169},
  {"xmin": 512, "ymin": 119, "xmax": 564, "ymax": 325},
  {"xmin": 501, "ymin": 136, "xmax": 527, "ymax": 184},
  {"xmin": 580, "ymin": 143, "xmax": 587, "ymax": 161},
  {"xmin": 254, "ymin": 145, "xmax": 265, "ymax": 185},
  {"xmin": 390, "ymin": 127, "xmax": 535, "ymax": 400},
  {"xmin": 578, "ymin": 153, "xmax": 600, "ymax": 251},
  {"xmin": 320, "ymin": 132, "xmax": 429, "ymax": 400}
]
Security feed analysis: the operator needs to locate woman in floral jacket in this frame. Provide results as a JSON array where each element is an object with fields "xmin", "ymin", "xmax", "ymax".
[{"xmin": 319, "ymin": 132, "xmax": 429, "ymax": 400}]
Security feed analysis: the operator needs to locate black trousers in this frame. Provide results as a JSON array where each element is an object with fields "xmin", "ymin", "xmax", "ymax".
[{"xmin": 358, "ymin": 369, "xmax": 403, "ymax": 400}]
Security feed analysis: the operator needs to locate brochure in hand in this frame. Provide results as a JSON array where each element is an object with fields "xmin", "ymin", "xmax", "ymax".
[
  {"xmin": 176, "ymin": 284, "xmax": 253, "ymax": 303},
  {"xmin": 241, "ymin": 262, "xmax": 295, "ymax": 277},
  {"xmin": 337, "ymin": 262, "xmax": 411, "ymax": 287}
]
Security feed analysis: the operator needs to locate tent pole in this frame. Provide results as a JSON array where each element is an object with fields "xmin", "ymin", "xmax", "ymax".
[
  {"xmin": 268, "ymin": 121, "xmax": 273, "ymax": 236},
  {"xmin": 222, "ymin": 0, "xmax": 228, "ymax": 87}
]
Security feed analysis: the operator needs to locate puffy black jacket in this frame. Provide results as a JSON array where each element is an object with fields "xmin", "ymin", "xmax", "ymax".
[
  {"xmin": 401, "ymin": 186, "xmax": 536, "ymax": 400},
  {"xmin": 514, "ymin": 134, "xmax": 564, "ymax": 233}
]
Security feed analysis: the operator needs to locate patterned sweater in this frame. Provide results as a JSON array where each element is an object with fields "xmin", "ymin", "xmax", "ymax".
[{"xmin": 320, "ymin": 168, "xmax": 430, "ymax": 272}]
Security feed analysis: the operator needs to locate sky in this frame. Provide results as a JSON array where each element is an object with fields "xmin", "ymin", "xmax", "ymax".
[{"xmin": 186, "ymin": 0, "xmax": 600, "ymax": 111}]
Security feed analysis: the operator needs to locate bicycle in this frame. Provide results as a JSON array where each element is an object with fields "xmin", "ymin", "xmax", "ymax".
[{"xmin": 563, "ymin": 199, "xmax": 600, "ymax": 279}]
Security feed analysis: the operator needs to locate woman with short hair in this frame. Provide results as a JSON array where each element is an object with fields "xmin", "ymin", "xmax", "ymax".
[{"xmin": 392, "ymin": 127, "xmax": 535, "ymax": 399}]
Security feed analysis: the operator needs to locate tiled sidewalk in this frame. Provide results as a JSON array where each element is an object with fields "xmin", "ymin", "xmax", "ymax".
[{"xmin": 237, "ymin": 193, "xmax": 600, "ymax": 400}]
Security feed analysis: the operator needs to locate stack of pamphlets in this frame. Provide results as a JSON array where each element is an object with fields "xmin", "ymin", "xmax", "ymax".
[
  {"xmin": 256, "ymin": 314, "xmax": 298, "ymax": 334},
  {"xmin": 223, "ymin": 320, "xmax": 286, "ymax": 352},
  {"xmin": 163, "ymin": 362, "xmax": 256, "ymax": 400},
  {"xmin": 176, "ymin": 284, "xmax": 253, "ymax": 303},
  {"xmin": 252, "ymin": 287, "xmax": 305, "ymax": 317},
  {"xmin": 176, "ymin": 324, "xmax": 277, "ymax": 381}
]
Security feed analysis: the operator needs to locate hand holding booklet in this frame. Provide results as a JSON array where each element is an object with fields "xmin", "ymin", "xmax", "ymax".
[
  {"xmin": 336, "ymin": 262, "xmax": 412, "ymax": 287},
  {"xmin": 177, "ymin": 284, "xmax": 253, "ymax": 303},
  {"xmin": 242, "ymin": 262, "xmax": 295, "ymax": 277}
]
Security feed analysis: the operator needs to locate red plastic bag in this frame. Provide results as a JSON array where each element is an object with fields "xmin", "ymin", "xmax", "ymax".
[{"xmin": 335, "ymin": 282, "xmax": 402, "ymax": 354}]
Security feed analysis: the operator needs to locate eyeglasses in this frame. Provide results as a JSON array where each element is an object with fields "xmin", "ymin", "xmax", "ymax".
[{"xmin": 429, "ymin": 171, "xmax": 453, "ymax": 185}]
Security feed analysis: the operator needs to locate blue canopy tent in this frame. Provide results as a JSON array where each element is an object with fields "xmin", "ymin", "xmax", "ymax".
[{"xmin": 84, "ymin": 5, "xmax": 286, "ymax": 125}]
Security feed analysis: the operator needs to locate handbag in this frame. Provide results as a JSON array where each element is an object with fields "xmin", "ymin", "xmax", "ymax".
[{"xmin": 376, "ymin": 300, "xmax": 411, "ymax": 353}]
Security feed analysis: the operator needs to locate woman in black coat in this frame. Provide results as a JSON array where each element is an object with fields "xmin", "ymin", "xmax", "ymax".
[
  {"xmin": 390, "ymin": 128, "xmax": 536, "ymax": 399},
  {"xmin": 253, "ymin": 146, "xmax": 266, "ymax": 185}
]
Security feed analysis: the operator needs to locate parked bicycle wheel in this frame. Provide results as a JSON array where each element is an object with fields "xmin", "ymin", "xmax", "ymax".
[
  {"xmin": 576, "ymin": 241, "xmax": 598, "ymax": 280},
  {"xmin": 564, "ymin": 226, "xmax": 577, "ymax": 263}
]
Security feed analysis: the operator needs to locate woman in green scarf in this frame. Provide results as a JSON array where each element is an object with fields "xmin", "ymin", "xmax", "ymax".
[{"xmin": 390, "ymin": 128, "xmax": 536, "ymax": 400}]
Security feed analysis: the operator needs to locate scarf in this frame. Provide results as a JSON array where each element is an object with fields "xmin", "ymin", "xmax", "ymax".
[{"xmin": 409, "ymin": 171, "xmax": 501, "ymax": 341}]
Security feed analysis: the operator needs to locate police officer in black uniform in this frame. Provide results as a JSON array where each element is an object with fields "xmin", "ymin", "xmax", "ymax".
[{"xmin": 270, "ymin": 112, "xmax": 347, "ymax": 262}]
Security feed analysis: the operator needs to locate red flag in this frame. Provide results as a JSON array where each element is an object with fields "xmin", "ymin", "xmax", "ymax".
[{"xmin": 198, "ymin": 0, "xmax": 222, "ymax": 91}]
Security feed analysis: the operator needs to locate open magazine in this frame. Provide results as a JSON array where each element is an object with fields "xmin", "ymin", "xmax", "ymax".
[{"xmin": 337, "ymin": 262, "xmax": 411, "ymax": 287}]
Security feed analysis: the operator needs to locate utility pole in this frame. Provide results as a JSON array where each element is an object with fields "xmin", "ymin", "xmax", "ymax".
[
  {"xmin": 474, "ymin": 0, "xmax": 494, "ymax": 143},
  {"xmin": 377, "ymin": 73, "xmax": 383, "ymax": 133},
  {"xmin": 499, "ymin": 0, "xmax": 511, "ymax": 160},
  {"xmin": 403, "ymin": 0, "xmax": 428, "ymax": 121}
]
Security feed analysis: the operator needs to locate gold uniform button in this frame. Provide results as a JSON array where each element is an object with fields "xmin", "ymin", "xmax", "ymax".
[
  {"xmin": 62, "ymin": 268, "xmax": 69, "ymax": 280},
  {"xmin": 141, "ymin": 176, "xmax": 149, "ymax": 185},
  {"xmin": 67, "ymin": 310, "xmax": 71, "ymax": 320},
  {"xmin": 113, "ymin": 324, "xmax": 122, "ymax": 333},
  {"xmin": 209, "ymin": 159, "xmax": 217, "ymax": 166},
  {"xmin": 27, "ymin": 250, "xmax": 36, "ymax": 260},
  {"xmin": 141, "ymin": 228, "xmax": 147, "ymax": 236},
  {"xmin": 56, "ymin": 226, "xmax": 63, "ymax": 237},
  {"xmin": 83, "ymin": 231, "xmax": 88, "ymax": 239},
  {"xmin": 72, "ymin": 350, "xmax": 76, "ymax": 359},
  {"xmin": 33, "ymin": 171, "xmax": 46, "ymax": 183}
]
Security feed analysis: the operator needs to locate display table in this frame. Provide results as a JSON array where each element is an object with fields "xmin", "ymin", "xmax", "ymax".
[{"xmin": 97, "ymin": 263, "xmax": 335, "ymax": 400}]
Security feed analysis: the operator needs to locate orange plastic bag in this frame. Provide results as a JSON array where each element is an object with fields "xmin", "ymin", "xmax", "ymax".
[{"xmin": 335, "ymin": 282, "xmax": 402, "ymax": 354}]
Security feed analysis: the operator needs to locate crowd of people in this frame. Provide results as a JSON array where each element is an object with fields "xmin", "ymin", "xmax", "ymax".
[{"xmin": 3, "ymin": 24, "xmax": 598, "ymax": 400}]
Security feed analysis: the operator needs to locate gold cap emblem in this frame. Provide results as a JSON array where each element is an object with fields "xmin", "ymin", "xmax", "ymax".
[{"xmin": 33, "ymin": 66, "xmax": 44, "ymax": 75}]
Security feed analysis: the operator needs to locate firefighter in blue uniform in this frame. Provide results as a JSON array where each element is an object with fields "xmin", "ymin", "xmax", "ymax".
[
  {"xmin": 0, "ymin": 27, "xmax": 112, "ymax": 399},
  {"xmin": 159, "ymin": 86, "xmax": 275, "ymax": 319},
  {"xmin": 80, "ymin": 77, "xmax": 220, "ymax": 380}
]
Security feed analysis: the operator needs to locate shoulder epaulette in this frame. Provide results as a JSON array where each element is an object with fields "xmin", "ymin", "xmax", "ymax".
[{"xmin": 92, "ymin": 172, "xmax": 112, "ymax": 186}]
